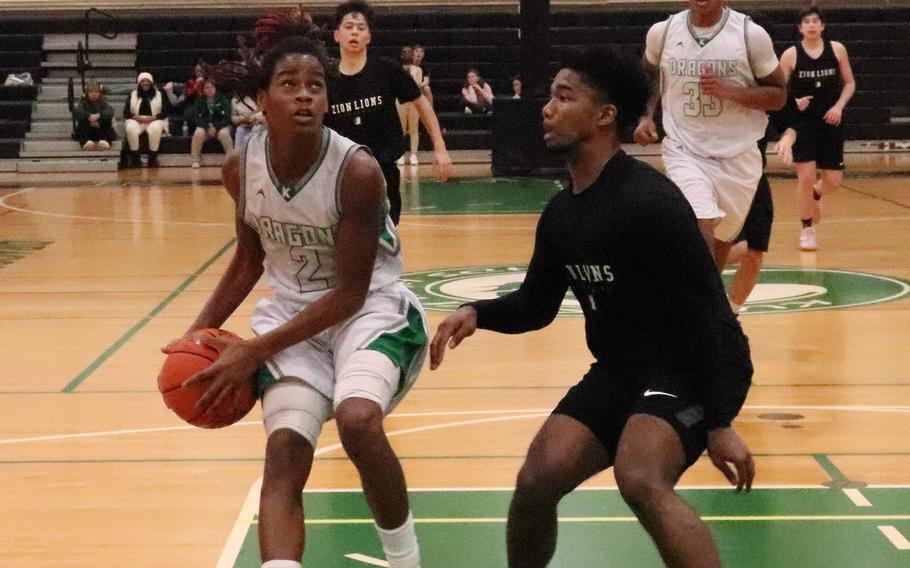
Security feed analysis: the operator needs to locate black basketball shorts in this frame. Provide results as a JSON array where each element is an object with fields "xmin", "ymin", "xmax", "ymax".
[
  {"xmin": 734, "ymin": 173, "xmax": 774, "ymax": 252},
  {"xmin": 553, "ymin": 364, "xmax": 708, "ymax": 467},
  {"xmin": 792, "ymin": 118, "xmax": 845, "ymax": 171}
]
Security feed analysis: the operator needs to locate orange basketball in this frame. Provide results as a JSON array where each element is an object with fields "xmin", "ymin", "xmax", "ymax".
[{"xmin": 157, "ymin": 328, "xmax": 256, "ymax": 428}]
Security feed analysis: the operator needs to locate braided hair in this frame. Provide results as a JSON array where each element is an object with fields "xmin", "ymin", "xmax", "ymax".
[{"xmin": 207, "ymin": 5, "xmax": 329, "ymax": 100}]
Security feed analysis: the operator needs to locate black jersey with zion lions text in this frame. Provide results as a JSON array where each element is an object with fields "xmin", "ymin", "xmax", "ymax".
[
  {"xmin": 470, "ymin": 152, "xmax": 753, "ymax": 429},
  {"xmin": 791, "ymin": 40, "xmax": 842, "ymax": 118},
  {"xmin": 325, "ymin": 56, "xmax": 422, "ymax": 164}
]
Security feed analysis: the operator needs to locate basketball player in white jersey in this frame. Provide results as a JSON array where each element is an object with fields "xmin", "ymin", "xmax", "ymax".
[
  {"xmin": 167, "ymin": 9, "xmax": 426, "ymax": 568},
  {"xmin": 635, "ymin": 0, "xmax": 787, "ymax": 269}
]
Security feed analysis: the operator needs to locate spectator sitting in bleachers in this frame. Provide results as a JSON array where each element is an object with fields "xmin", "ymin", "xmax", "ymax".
[
  {"xmin": 124, "ymin": 72, "xmax": 166, "ymax": 168},
  {"xmin": 162, "ymin": 81, "xmax": 190, "ymax": 136},
  {"xmin": 162, "ymin": 60, "xmax": 206, "ymax": 136},
  {"xmin": 73, "ymin": 82, "xmax": 115, "ymax": 151},
  {"xmin": 511, "ymin": 75, "xmax": 522, "ymax": 99},
  {"xmin": 231, "ymin": 93, "xmax": 264, "ymax": 149},
  {"xmin": 460, "ymin": 68, "xmax": 494, "ymax": 115},
  {"xmin": 413, "ymin": 44, "xmax": 433, "ymax": 107},
  {"xmin": 190, "ymin": 79, "xmax": 233, "ymax": 168}
]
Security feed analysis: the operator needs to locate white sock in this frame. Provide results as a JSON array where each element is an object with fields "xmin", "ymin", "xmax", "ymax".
[
  {"xmin": 375, "ymin": 511, "xmax": 421, "ymax": 568},
  {"xmin": 261, "ymin": 560, "xmax": 301, "ymax": 568},
  {"xmin": 729, "ymin": 299, "xmax": 742, "ymax": 314}
]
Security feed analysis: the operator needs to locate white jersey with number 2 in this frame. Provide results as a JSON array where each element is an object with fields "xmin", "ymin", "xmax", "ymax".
[
  {"xmin": 238, "ymin": 126, "xmax": 403, "ymax": 307},
  {"xmin": 646, "ymin": 8, "xmax": 778, "ymax": 158}
]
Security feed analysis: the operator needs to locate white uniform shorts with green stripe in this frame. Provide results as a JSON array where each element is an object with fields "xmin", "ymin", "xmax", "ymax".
[{"xmin": 252, "ymin": 283, "xmax": 428, "ymax": 446}]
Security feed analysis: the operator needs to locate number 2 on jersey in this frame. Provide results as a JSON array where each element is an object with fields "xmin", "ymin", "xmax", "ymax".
[
  {"xmin": 290, "ymin": 247, "xmax": 336, "ymax": 292},
  {"xmin": 682, "ymin": 82, "xmax": 722, "ymax": 117}
]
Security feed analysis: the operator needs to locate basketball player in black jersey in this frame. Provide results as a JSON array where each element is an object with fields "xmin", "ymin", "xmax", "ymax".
[
  {"xmin": 326, "ymin": 1, "xmax": 452, "ymax": 226},
  {"xmin": 779, "ymin": 5, "xmax": 856, "ymax": 251},
  {"xmin": 431, "ymin": 46, "xmax": 754, "ymax": 568}
]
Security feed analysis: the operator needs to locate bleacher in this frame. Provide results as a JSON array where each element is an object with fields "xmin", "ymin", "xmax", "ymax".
[
  {"xmin": 134, "ymin": 5, "xmax": 910, "ymax": 156},
  {"xmin": 0, "ymin": 33, "xmax": 42, "ymax": 161},
  {"xmin": 135, "ymin": 12, "xmax": 522, "ymax": 154},
  {"xmin": 1, "ymin": 4, "xmax": 908, "ymax": 169}
]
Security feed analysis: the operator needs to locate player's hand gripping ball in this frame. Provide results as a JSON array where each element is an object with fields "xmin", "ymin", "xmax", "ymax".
[{"xmin": 158, "ymin": 328, "xmax": 256, "ymax": 428}]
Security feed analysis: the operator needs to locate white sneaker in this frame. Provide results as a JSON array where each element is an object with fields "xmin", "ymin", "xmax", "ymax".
[
  {"xmin": 799, "ymin": 227, "xmax": 817, "ymax": 251},
  {"xmin": 97, "ymin": 140, "xmax": 110, "ymax": 150},
  {"xmin": 82, "ymin": 141, "xmax": 96, "ymax": 150},
  {"xmin": 191, "ymin": 161, "xmax": 200, "ymax": 169},
  {"xmin": 409, "ymin": 153, "xmax": 419, "ymax": 166}
]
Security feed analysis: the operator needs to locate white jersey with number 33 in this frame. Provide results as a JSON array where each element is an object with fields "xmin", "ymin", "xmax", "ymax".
[
  {"xmin": 657, "ymin": 8, "xmax": 770, "ymax": 158},
  {"xmin": 239, "ymin": 126, "xmax": 403, "ymax": 306}
]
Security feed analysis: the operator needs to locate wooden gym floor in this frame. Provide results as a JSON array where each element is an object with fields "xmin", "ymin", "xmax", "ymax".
[{"xmin": 1, "ymin": 157, "xmax": 909, "ymax": 567}]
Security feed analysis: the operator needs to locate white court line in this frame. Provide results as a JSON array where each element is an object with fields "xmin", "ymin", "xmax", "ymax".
[
  {"xmin": 213, "ymin": 406, "xmax": 910, "ymax": 568},
  {"xmin": 0, "ymin": 187, "xmax": 230, "ymax": 227},
  {"xmin": 843, "ymin": 488, "xmax": 873, "ymax": 507},
  {"xmin": 878, "ymin": 525, "xmax": 910, "ymax": 550},
  {"xmin": 344, "ymin": 553, "xmax": 389, "ymax": 566},
  {"xmin": 215, "ymin": 412, "xmax": 546, "ymax": 568},
  {"xmin": 4, "ymin": 404, "xmax": 910, "ymax": 446},
  {"xmin": 218, "ymin": 476, "xmax": 262, "ymax": 568},
  {"xmin": 302, "ymin": 514, "xmax": 910, "ymax": 524},
  {"xmin": 0, "ymin": 423, "xmax": 252, "ymax": 446},
  {"xmin": 304, "ymin": 484, "xmax": 839, "ymax": 493},
  {"xmin": 5, "ymin": 186, "xmax": 910, "ymax": 230}
]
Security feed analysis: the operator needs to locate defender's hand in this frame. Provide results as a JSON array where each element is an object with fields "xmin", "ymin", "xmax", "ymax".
[
  {"xmin": 707, "ymin": 426, "xmax": 755, "ymax": 492},
  {"xmin": 430, "ymin": 306, "xmax": 478, "ymax": 369}
]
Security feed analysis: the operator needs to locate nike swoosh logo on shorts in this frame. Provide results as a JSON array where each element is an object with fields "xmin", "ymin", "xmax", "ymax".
[{"xmin": 643, "ymin": 389, "xmax": 678, "ymax": 398}]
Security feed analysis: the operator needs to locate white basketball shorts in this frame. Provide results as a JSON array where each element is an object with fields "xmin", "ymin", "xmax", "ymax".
[
  {"xmin": 252, "ymin": 283, "xmax": 428, "ymax": 445},
  {"xmin": 661, "ymin": 137, "xmax": 763, "ymax": 242}
]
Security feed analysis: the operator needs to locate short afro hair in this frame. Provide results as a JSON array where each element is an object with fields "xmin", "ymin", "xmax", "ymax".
[{"xmin": 558, "ymin": 45, "xmax": 650, "ymax": 131}]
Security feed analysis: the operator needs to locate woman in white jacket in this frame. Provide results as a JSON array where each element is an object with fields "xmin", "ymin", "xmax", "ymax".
[{"xmin": 123, "ymin": 72, "xmax": 166, "ymax": 167}]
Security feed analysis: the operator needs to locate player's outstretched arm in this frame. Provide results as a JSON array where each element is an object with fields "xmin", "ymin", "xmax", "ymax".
[
  {"xmin": 824, "ymin": 41, "xmax": 856, "ymax": 126},
  {"xmin": 634, "ymin": 61, "xmax": 661, "ymax": 146},
  {"xmin": 634, "ymin": 21, "xmax": 665, "ymax": 146},
  {"xmin": 430, "ymin": 305, "xmax": 478, "ymax": 369},
  {"xmin": 413, "ymin": 95, "xmax": 453, "ymax": 182},
  {"xmin": 775, "ymin": 128, "xmax": 797, "ymax": 167}
]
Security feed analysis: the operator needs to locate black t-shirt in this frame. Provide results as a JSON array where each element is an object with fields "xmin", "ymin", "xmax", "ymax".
[
  {"xmin": 325, "ymin": 56, "xmax": 422, "ymax": 163},
  {"xmin": 471, "ymin": 151, "xmax": 753, "ymax": 428},
  {"xmin": 791, "ymin": 40, "xmax": 842, "ymax": 119}
]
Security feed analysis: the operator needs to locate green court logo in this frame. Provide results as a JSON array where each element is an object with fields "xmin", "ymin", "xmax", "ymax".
[
  {"xmin": 0, "ymin": 240, "xmax": 52, "ymax": 270},
  {"xmin": 402, "ymin": 265, "xmax": 910, "ymax": 316}
]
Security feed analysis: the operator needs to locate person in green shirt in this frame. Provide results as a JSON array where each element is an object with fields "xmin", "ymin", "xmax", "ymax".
[{"xmin": 191, "ymin": 79, "xmax": 234, "ymax": 168}]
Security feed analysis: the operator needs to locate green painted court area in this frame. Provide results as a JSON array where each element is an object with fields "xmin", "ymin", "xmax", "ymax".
[
  {"xmin": 232, "ymin": 487, "xmax": 910, "ymax": 567},
  {"xmin": 401, "ymin": 177, "xmax": 561, "ymax": 215}
]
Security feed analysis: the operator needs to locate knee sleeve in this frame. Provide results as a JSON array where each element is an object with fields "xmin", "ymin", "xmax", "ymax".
[
  {"xmin": 261, "ymin": 378, "xmax": 331, "ymax": 447},
  {"xmin": 334, "ymin": 350, "xmax": 400, "ymax": 413}
]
